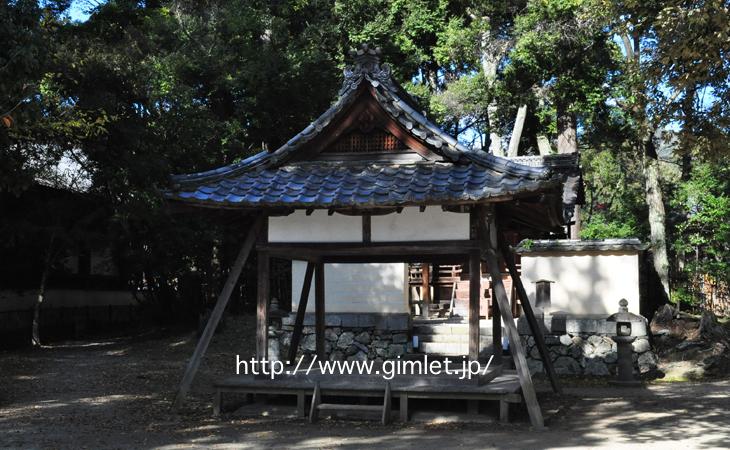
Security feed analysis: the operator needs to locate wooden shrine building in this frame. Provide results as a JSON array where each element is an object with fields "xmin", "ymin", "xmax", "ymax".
[{"xmin": 166, "ymin": 45, "xmax": 581, "ymax": 427}]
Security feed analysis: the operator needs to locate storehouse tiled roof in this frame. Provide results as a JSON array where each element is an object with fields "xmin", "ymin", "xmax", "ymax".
[{"xmin": 166, "ymin": 45, "xmax": 570, "ymax": 211}]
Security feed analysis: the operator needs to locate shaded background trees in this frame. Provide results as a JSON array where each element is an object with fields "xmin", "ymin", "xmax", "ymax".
[{"xmin": 2, "ymin": 0, "xmax": 729, "ymax": 324}]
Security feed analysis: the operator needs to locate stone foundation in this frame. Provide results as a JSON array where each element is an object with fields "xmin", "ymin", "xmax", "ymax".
[
  {"xmin": 517, "ymin": 314, "xmax": 658, "ymax": 376},
  {"xmin": 520, "ymin": 333, "xmax": 657, "ymax": 376},
  {"xmin": 271, "ymin": 313, "xmax": 412, "ymax": 362},
  {"xmin": 269, "ymin": 312, "xmax": 660, "ymax": 376}
]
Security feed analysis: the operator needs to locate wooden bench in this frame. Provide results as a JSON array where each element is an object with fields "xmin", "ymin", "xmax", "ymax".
[{"xmin": 213, "ymin": 371, "xmax": 522, "ymax": 423}]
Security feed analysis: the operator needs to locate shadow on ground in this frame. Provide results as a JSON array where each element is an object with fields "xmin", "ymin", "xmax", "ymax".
[{"xmin": 1, "ymin": 314, "xmax": 728, "ymax": 449}]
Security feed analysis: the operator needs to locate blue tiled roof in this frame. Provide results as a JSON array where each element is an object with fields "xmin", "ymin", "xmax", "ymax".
[
  {"xmin": 170, "ymin": 162, "xmax": 560, "ymax": 208},
  {"xmin": 166, "ymin": 46, "xmax": 570, "ymax": 211}
]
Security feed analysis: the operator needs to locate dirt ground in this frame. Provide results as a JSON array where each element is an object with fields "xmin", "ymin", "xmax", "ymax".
[{"xmin": 1, "ymin": 315, "xmax": 729, "ymax": 449}]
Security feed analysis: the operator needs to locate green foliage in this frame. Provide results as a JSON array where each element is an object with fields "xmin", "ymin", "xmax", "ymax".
[
  {"xmin": 673, "ymin": 159, "xmax": 730, "ymax": 283},
  {"xmin": 2, "ymin": 0, "xmax": 730, "ymax": 317},
  {"xmin": 579, "ymin": 147, "xmax": 646, "ymax": 239}
]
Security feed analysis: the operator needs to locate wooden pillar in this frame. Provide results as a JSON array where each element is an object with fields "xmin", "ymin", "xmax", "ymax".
[
  {"xmin": 256, "ymin": 251, "xmax": 270, "ymax": 361},
  {"xmin": 492, "ymin": 287, "xmax": 503, "ymax": 366},
  {"xmin": 173, "ymin": 215, "xmax": 264, "ymax": 409},
  {"xmin": 288, "ymin": 262, "xmax": 315, "ymax": 363},
  {"xmin": 314, "ymin": 261, "xmax": 326, "ymax": 359},
  {"xmin": 468, "ymin": 250, "xmax": 481, "ymax": 360},
  {"xmin": 420, "ymin": 263, "xmax": 431, "ymax": 319}
]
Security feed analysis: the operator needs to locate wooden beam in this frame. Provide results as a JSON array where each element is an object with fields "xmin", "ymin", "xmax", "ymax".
[
  {"xmin": 173, "ymin": 215, "xmax": 264, "ymax": 409},
  {"xmin": 498, "ymin": 235, "xmax": 561, "ymax": 394},
  {"xmin": 468, "ymin": 250, "xmax": 481, "ymax": 360},
  {"xmin": 476, "ymin": 206, "xmax": 543, "ymax": 428},
  {"xmin": 492, "ymin": 288, "xmax": 503, "ymax": 366},
  {"xmin": 420, "ymin": 263, "xmax": 431, "ymax": 319},
  {"xmin": 288, "ymin": 262, "xmax": 315, "ymax": 363},
  {"xmin": 362, "ymin": 215, "xmax": 371, "ymax": 243},
  {"xmin": 256, "ymin": 250, "xmax": 270, "ymax": 360},
  {"xmin": 314, "ymin": 262, "xmax": 326, "ymax": 359},
  {"xmin": 484, "ymin": 246, "xmax": 544, "ymax": 428},
  {"xmin": 258, "ymin": 240, "xmax": 481, "ymax": 260}
]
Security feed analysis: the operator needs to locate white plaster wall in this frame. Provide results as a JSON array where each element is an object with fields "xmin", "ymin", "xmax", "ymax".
[
  {"xmin": 268, "ymin": 210, "xmax": 362, "ymax": 243},
  {"xmin": 371, "ymin": 207, "xmax": 469, "ymax": 241},
  {"xmin": 520, "ymin": 251, "xmax": 640, "ymax": 316},
  {"xmin": 291, "ymin": 261, "xmax": 408, "ymax": 313}
]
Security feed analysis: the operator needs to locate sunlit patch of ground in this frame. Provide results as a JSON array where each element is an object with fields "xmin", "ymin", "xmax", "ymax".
[{"xmin": 1, "ymin": 314, "xmax": 728, "ymax": 449}]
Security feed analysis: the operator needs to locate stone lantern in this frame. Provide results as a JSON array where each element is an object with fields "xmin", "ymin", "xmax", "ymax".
[{"xmin": 607, "ymin": 299, "xmax": 644, "ymax": 385}]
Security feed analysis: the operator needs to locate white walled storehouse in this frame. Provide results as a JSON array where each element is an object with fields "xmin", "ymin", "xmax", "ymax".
[{"xmin": 515, "ymin": 239, "xmax": 645, "ymax": 317}]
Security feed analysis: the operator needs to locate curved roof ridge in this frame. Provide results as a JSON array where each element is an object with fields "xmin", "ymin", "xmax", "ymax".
[{"xmin": 171, "ymin": 44, "xmax": 551, "ymax": 185}]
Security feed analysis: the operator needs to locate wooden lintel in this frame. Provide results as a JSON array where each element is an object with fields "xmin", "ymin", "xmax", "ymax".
[{"xmin": 258, "ymin": 240, "xmax": 480, "ymax": 260}]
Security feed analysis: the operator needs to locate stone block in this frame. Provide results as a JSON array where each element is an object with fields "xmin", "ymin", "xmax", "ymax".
[
  {"xmin": 392, "ymin": 333, "xmax": 408, "ymax": 344},
  {"xmin": 527, "ymin": 359, "xmax": 544, "ymax": 376},
  {"xmin": 353, "ymin": 341, "xmax": 368, "ymax": 353},
  {"xmin": 347, "ymin": 351, "xmax": 368, "ymax": 362},
  {"xmin": 325, "ymin": 328, "xmax": 340, "ymax": 342},
  {"xmin": 357, "ymin": 314, "xmax": 376, "ymax": 328},
  {"xmin": 355, "ymin": 331, "xmax": 371, "ymax": 344},
  {"xmin": 325, "ymin": 314, "xmax": 342, "ymax": 327},
  {"xmin": 345, "ymin": 344, "xmax": 358, "ymax": 356},
  {"xmin": 559, "ymin": 334, "xmax": 573, "ymax": 346},
  {"xmin": 340, "ymin": 314, "xmax": 359, "ymax": 327},
  {"xmin": 604, "ymin": 351, "xmax": 618, "ymax": 364},
  {"xmin": 554, "ymin": 356, "xmax": 582, "ymax": 375},
  {"xmin": 584, "ymin": 358, "xmax": 609, "ymax": 376},
  {"xmin": 387, "ymin": 344, "xmax": 406, "ymax": 358},
  {"xmin": 638, "ymin": 351, "xmax": 659, "ymax": 373},
  {"xmin": 301, "ymin": 334, "xmax": 316, "ymax": 352},
  {"xmin": 373, "ymin": 339, "xmax": 390, "ymax": 349},
  {"xmin": 632, "ymin": 338, "xmax": 651, "ymax": 353},
  {"xmin": 593, "ymin": 338, "xmax": 613, "ymax": 357},
  {"xmin": 337, "ymin": 331, "xmax": 354, "ymax": 349}
]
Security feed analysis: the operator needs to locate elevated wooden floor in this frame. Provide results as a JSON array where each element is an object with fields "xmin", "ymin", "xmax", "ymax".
[{"xmin": 213, "ymin": 366, "xmax": 522, "ymax": 423}]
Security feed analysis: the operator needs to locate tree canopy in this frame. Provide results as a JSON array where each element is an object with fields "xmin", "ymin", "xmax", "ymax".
[{"xmin": 2, "ymin": 0, "xmax": 729, "ymax": 314}]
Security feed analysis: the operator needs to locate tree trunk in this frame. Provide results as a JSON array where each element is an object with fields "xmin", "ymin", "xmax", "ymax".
[
  {"xmin": 487, "ymin": 104, "xmax": 503, "ymax": 156},
  {"xmin": 479, "ymin": 19, "xmax": 505, "ymax": 156},
  {"xmin": 557, "ymin": 109, "xmax": 577, "ymax": 154},
  {"xmin": 507, "ymin": 105, "xmax": 527, "ymax": 157},
  {"xmin": 32, "ymin": 236, "xmax": 55, "ymax": 347},
  {"xmin": 557, "ymin": 106, "xmax": 580, "ymax": 237},
  {"xmin": 643, "ymin": 136, "xmax": 671, "ymax": 302}
]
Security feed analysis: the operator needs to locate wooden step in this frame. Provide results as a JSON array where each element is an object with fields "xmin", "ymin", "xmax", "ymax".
[
  {"xmin": 309, "ymin": 381, "xmax": 392, "ymax": 425},
  {"xmin": 317, "ymin": 403, "xmax": 382, "ymax": 412}
]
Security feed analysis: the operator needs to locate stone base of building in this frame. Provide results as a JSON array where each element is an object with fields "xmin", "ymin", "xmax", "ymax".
[
  {"xmin": 270, "ymin": 312, "xmax": 660, "ymax": 376},
  {"xmin": 270, "ymin": 313, "xmax": 411, "ymax": 362}
]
